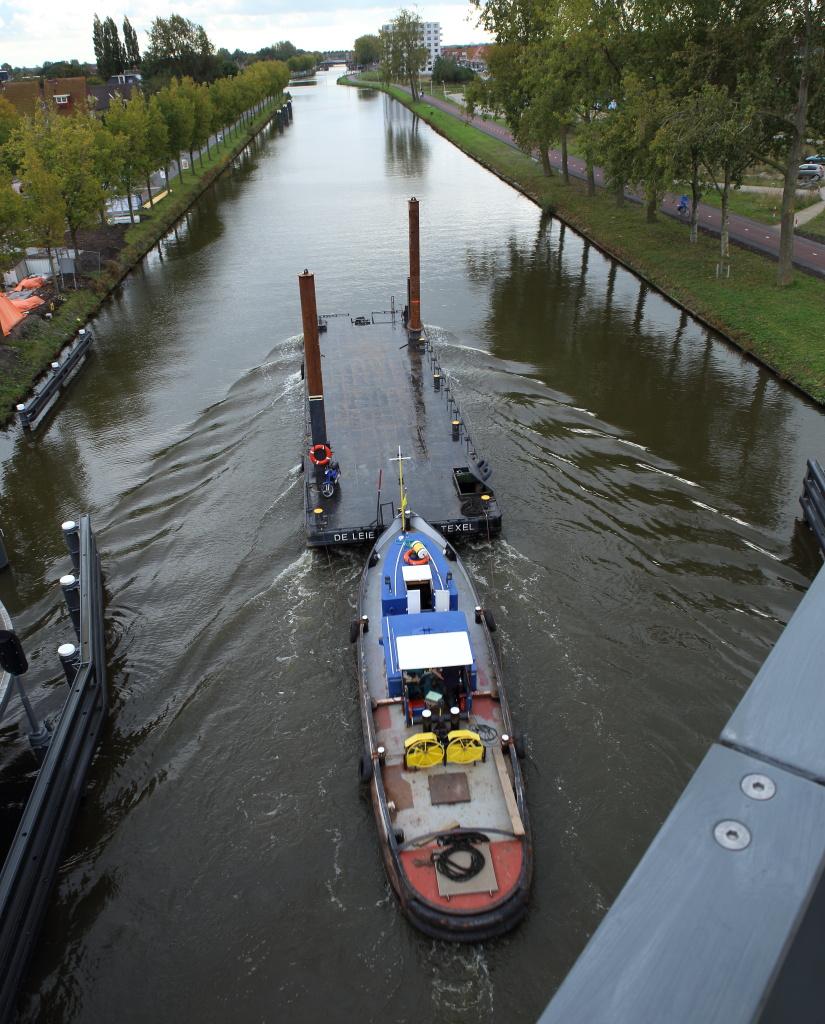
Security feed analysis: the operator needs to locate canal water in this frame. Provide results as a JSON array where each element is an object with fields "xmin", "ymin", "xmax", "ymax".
[{"xmin": 0, "ymin": 69, "xmax": 823, "ymax": 1022}]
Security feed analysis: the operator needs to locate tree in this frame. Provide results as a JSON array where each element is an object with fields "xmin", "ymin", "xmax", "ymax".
[
  {"xmin": 177, "ymin": 77, "xmax": 212, "ymax": 168},
  {"xmin": 432, "ymin": 57, "xmax": 475, "ymax": 84},
  {"xmin": 92, "ymin": 14, "xmax": 105, "ymax": 74},
  {"xmin": 0, "ymin": 97, "xmax": 19, "ymax": 169},
  {"xmin": 0, "ymin": 168, "xmax": 25, "ymax": 269},
  {"xmin": 287, "ymin": 54, "xmax": 316, "ymax": 74},
  {"xmin": 144, "ymin": 95, "xmax": 169, "ymax": 202},
  {"xmin": 380, "ymin": 9, "xmax": 428, "ymax": 102},
  {"xmin": 354, "ymin": 34, "xmax": 381, "ymax": 67},
  {"xmin": 754, "ymin": 0, "xmax": 825, "ymax": 285},
  {"xmin": 17, "ymin": 143, "xmax": 66, "ymax": 287},
  {"xmin": 144, "ymin": 14, "xmax": 220, "ymax": 83},
  {"xmin": 51, "ymin": 110, "xmax": 111, "ymax": 257},
  {"xmin": 156, "ymin": 79, "xmax": 195, "ymax": 179},
  {"xmin": 100, "ymin": 15, "xmax": 125, "ymax": 80},
  {"xmin": 104, "ymin": 94, "xmax": 146, "ymax": 223},
  {"xmin": 123, "ymin": 16, "xmax": 141, "ymax": 68}
]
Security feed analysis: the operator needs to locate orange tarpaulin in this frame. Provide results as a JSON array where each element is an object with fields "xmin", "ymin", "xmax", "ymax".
[
  {"xmin": 8, "ymin": 295, "xmax": 45, "ymax": 312},
  {"xmin": 13, "ymin": 276, "xmax": 46, "ymax": 291},
  {"xmin": 0, "ymin": 293, "xmax": 26, "ymax": 336}
]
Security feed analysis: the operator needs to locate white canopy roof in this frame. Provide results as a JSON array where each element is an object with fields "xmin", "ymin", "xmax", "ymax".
[
  {"xmin": 396, "ymin": 631, "xmax": 473, "ymax": 671},
  {"xmin": 402, "ymin": 565, "xmax": 433, "ymax": 583}
]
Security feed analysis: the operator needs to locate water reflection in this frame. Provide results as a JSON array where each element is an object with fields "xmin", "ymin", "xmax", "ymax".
[
  {"xmin": 477, "ymin": 214, "xmax": 809, "ymax": 528},
  {"xmin": 384, "ymin": 96, "xmax": 428, "ymax": 177}
]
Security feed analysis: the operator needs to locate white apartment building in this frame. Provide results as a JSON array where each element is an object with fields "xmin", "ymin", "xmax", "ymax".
[{"xmin": 381, "ymin": 20, "xmax": 442, "ymax": 73}]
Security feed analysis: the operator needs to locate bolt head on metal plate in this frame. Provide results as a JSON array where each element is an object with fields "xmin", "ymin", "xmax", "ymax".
[
  {"xmin": 741, "ymin": 774, "xmax": 776, "ymax": 800},
  {"xmin": 714, "ymin": 820, "xmax": 751, "ymax": 851}
]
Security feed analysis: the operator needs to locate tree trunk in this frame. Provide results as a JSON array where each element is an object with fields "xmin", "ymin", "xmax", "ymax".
[
  {"xmin": 70, "ymin": 224, "xmax": 80, "ymax": 260},
  {"xmin": 189, "ymin": 149, "xmax": 196, "ymax": 176},
  {"xmin": 560, "ymin": 125, "xmax": 569, "ymax": 184},
  {"xmin": 126, "ymin": 179, "xmax": 134, "ymax": 224},
  {"xmin": 145, "ymin": 174, "xmax": 154, "ymax": 207},
  {"xmin": 777, "ymin": 1, "xmax": 812, "ymax": 286},
  {"xmin": 690, "ymin": 151, "xmax": 701, "ymax": 243},
  {"xmin": 176, "ymin": 158, "xmax": 183, "ymax": 180},
  {"xmin": 645, "ymin": 185, "xmax": 657, "ymax": 223},
  {"xmin": 720, "ymin": 165, "xmax": 731, "ymax": 259},
  {"xmin": 206, "ymin": 136, "xmax": 211, "ymax": 159},
  {"xmin": 540, "ymin": 144, "xmax": 552, "ymax": 177},
  {"xmin": 615, "ymin": 180, "xmax": 625, "ymax": 208},
  {"xmin": 582, "ymin": 112, "xmax": 595, "ymax": 196},
  {"xmin": 47, "ymin": 246, "xmax": 60, "ymax": 292}
]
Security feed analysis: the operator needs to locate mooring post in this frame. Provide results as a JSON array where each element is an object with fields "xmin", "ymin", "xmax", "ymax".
[
  {"xmin": 299, "ymin": 270, "xmax": 329, "ymax": 470},
  {"xmin": 62, "ymin": 519, "xmax": 80, "ymax": 571},
  {"xmin": 16, "ymin": 403, "xmax": 30, "ymax": 431},
  {"xmin": 60, "ymin": 574, "xmax": 81, "ymax": 638},
  {"xmin": 407, "ymin": 197, "xmax": 423, "ymax": 340},
  {"xmin": 58, "ymin": 643, "xmax": 79, "ymax": 685},
  {"xmin": 286, "ymin": 99, "xmax": 293, "ymax": 121}
]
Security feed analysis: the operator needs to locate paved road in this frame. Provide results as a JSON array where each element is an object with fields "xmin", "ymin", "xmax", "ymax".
[{"xmin": 417, "ymin": 89, "xmax": 825, "ymax": 280}]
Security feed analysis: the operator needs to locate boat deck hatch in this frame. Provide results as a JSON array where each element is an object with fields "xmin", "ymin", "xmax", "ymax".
[{"xmin": 429, "ymin": 772, "xmax": 471, "ymax": 805}]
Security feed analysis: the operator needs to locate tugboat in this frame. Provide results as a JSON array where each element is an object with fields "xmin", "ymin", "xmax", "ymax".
[{"xmin": 353, "ymin": 450, "xmax": 532, "ymax": 940}]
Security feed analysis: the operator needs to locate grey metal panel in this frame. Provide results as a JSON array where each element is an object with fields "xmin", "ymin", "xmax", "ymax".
[
  {"xmin": 721, "ymin": 564, "xmax": 825, "ymax": 781},
  {"xmin": 538, "ymin": 744, "xmax": 825, "ymax": 1024}
]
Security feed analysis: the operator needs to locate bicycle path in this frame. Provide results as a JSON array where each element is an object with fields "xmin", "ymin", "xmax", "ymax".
[{"xmin": 414, "ymin": 89, "xmax": 825, "ymax": 280}]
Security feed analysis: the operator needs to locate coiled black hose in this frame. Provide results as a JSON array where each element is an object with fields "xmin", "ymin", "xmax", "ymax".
[{"xmin": 434, "ymin": 832, "xmax": 489, "ymax": 882}]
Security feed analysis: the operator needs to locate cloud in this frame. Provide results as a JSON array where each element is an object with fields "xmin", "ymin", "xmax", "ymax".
[{"xmin": 3, "ymin": 1, "xmax": 490, "ymax": 66}]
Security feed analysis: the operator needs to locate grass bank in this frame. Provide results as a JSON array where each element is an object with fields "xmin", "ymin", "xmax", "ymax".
[
  {"xmin": 0, "ymin": 96, "xmax": 286, "ymax": 425},
  {"xmin": 342, "ymin": 76, "xmax": 825, "ymax": 405}
]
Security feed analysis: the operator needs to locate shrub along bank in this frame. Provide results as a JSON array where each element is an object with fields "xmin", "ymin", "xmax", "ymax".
[
  {"xmin": 342, "ymin": 77, "xmax": 825, "ymax": 406},
  {"xmin": 0, "ymin": 96, "xmax": 287, "ymax": 424}
]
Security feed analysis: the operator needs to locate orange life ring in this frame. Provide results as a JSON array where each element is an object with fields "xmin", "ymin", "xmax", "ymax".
[
  {"xmin": 309, "ymin": 443, "xmax": 332, "ymax": 466},
  {"xmin": 404, "ymin": 541, "xmax": 430, "ymax": 566}
]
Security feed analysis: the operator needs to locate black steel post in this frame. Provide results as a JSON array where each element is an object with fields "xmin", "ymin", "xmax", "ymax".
[
  {"xmin": 61, "ymin": 574, "xmax": 81, "ymax": 638},
  {"xmin": 58, "ymin": 643, "xmax": 79, "ymax": 685},
  {"xmin": 62, "ymin": 520, "xmax": 80, "ymax": 571}
]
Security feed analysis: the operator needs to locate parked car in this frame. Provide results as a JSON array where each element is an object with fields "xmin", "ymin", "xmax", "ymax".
[
  {"xmin": 798, "ymin": 162, "xmax": 825, "ymax": 178},
  {"xmin": 803, "ymin": 155, "xmax": 825, "ymax": 166},
  {"xmin": 797, "ymin": 168, "xmax": 822, "ymax": 187}
]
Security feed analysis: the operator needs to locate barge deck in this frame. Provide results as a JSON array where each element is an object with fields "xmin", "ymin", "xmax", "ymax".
[{"xmin": 300, "ymin": 199, "xmax": 501, "ymax": 549}]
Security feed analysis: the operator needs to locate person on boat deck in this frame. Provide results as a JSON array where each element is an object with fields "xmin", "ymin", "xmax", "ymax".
[
  {"xmin": 420, "ymin": 667, "xmax": 444, "ymax": 697},
  {"xmin": 403, "ymin": 671, "xmax": 424, "ymax": 701},
  {"xmin": 441, "ymin": 665, "xmax": 462, "ymax": 707}
]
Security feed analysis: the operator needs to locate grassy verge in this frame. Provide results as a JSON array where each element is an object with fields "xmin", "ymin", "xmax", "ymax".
[
  {"xmin": 700, "ymin": 188, "xmax": 819, "ymax": 225},
  {"xmin": 0, "ymin": 97, "xmax": 285, "ymax": 424},
  {"xmin": 342, "ymin": 76, "xmax": 825, "ymax": 405},
  {"xmin": 798, "ymin": 209, "xmax": 825, "ymax": 243}
]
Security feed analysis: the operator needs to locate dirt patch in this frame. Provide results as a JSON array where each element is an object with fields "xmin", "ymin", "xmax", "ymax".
[{"xmin": 72, "ymin": 223, "xmax": 129, "ymax": 262}]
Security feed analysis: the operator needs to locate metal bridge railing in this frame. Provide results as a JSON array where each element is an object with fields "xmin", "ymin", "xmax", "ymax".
[{"xmin": 539, "ymin": 556, "xmax": 825, "ymax": 1024}]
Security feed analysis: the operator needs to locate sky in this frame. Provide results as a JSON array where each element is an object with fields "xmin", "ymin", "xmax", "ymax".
[{"xmin": 0, "ymin": 1, "xmax": 493, "ymax": 68}]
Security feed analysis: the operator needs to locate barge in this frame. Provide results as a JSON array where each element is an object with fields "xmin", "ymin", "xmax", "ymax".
[{"xmin": 299, "ymin": 199, "xmax": 501, "ymax": 549}]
